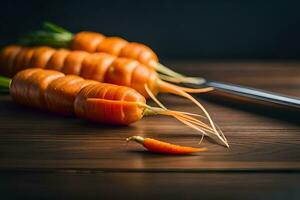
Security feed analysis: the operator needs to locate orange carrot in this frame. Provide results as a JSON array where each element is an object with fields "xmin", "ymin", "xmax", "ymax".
[
  {"xmin": 127, "ymin": 136, "xmax": 207, "ymax": 155},
  {"xmin": 0, "ymin": 45, "xmax": 212, "ymax": 96},
  {"xmin": 0, "ymin": 46, "xmax": 228, "ymax": 147},
  {"xmin": 20, "ymin": 22, "xmax": 202, "ymax": 84},
  {"xmin": 0, "ymin": 68, "xmax": 228, "ymax": 146}
]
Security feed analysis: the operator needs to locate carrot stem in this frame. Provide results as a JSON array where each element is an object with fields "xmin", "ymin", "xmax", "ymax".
[
  {"xmin": 155, "ymin": 62, "xmax": 206, "ymax": 85},
  {"xmin": 0, "ymin": 76, "xmax": 11, "ymax": 94},
  {"xmin": 0, "ymin": 76, "xmax": 11, "ymax": 89},
  {"xmin": 159, "ymin": 79, "xmax": 214, "ymax": 94},
  {"xmin": 43, "ymin": 22, "xmax": 72, "ymax": 34},
  {"xmin": 152, "ymin": 62, "xmax": 185, "ymax": 78},
  {"xmin": 159, "ymin": 73, "xmax": 207, "ymax": 85},
  {"xmin": 19, "ymin": 22, "xmax": 73, "ymax": 48}
]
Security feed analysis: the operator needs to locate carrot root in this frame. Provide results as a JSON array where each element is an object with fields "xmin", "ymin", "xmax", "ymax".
[{"xmin": 143, "ymin": 84, "xmax": 229, "ymax": 147}]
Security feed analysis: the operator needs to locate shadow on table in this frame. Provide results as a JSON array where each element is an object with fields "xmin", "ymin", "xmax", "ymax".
[
  {"xmin": 0, "ymin": 96, "xmax": 141, "ymax": 134},
  {"xmin": 200, "ymin": 92, "xmax": 300, "ymax": 125},
  {"xmin": 126, "ymin": 149, "xmax": 199, "ymax": 157}
]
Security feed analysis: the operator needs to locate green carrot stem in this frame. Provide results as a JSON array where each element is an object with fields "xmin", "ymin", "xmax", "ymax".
[
  {"xmin": 0, "ymin": 76, "xmax": 11, "ymax": 89},
  {"xmin": 19, "ymin": 30, "xmax": 73, "ymax": 48},
  {"xmin": 0, "ymin": 76, "xmax": 11, "ymax": 94},
  {"xmin": 19, "ymin": 21, "xmax": 73, "ymax": 47},
  {"xmin": 154, "ymin": 62, "xmax": 185, "ymax": 78},
  {"xmin": 43, "ymin": 22, "xmax": 72, "ymax": 34}
]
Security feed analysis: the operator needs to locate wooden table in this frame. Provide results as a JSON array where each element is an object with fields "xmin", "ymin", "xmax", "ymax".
[{"xmin": 1, "ymin": 61, "xmax": 300, "ymax": 199}]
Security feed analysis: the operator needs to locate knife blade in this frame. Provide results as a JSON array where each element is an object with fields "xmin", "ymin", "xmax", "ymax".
[{"xmin": 182, "ymin": 78, "xmax": 300, "ymax": 110}]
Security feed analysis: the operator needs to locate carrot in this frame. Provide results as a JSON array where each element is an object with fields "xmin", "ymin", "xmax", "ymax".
[
  {"xmin": 0, "ymin": 45, "xmax": 227, "ymax": 146},
  {"xmin": 19, "ymin": 22, "xmax": 202, "ymax": 84},
  {"xmin": 0, "ymin": 68, "xmax": 228, "ymax": 146},
  {"xmin": 127, "ymin": 136, "xmax": 207, "ymax": 155},
  {"xmin": 0, "ymin": 45, "xmax": 212, "ymax": 95}
]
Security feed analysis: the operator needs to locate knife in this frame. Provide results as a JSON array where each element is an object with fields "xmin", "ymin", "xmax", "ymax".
[{"xmin": 182, "ymin": 78, "xmax": 300, "ymax": 110}]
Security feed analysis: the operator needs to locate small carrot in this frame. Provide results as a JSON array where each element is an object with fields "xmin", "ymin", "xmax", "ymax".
[{"xmin": 127, "ymin": 136, "xmax": 207, "ymax": 155}]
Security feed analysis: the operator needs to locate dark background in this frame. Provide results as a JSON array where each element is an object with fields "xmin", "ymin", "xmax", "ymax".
[{"xmin": 1, "ymin": 0, "xmax": 300, "ymax": 59}]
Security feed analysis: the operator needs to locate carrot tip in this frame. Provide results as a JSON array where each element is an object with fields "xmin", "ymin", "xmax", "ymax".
[
  {"xmin": 195, "ymin": 147, "xmax": 208, "ymax": 152},
  {"xmin": 126, "ymin": 136, "xmax": 145, "ymax": 144}
]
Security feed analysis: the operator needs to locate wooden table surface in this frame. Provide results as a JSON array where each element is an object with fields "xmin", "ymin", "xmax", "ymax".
[{"xmin": 1, "ymin": 61, "xmax": 300, "ymax": 199}]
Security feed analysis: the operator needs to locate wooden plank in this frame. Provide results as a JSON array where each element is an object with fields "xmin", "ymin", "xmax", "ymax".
[
  {"xmin": 0, "ymin": 62, "xmax": 300, "ymax": 171},
  {"xmin": 0, "ymin": 172, "xmax": 299, "ymax": 200}
]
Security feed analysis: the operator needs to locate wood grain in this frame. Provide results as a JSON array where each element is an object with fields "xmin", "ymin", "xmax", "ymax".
[
  {"xmin": 1, "ymin": 172, "xmax": 299, "ymax": 200},
  {"xmin": 1, "ymin": 61, "xmax": 300, "ymax": 171}
]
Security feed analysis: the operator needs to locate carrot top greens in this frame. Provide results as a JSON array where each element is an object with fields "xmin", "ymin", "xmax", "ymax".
[
  {"xmin": 19, "ymin": 22, "xmax": 73, "ymax": 48},
  {"xmin": 0, "ymin": 76, "xmax": 11, "ymax": 93}
]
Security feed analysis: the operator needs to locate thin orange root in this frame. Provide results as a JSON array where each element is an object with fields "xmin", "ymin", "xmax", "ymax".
[{"xmin": 144, "ymin": 84, "xmax": 229, "ymax": 147}]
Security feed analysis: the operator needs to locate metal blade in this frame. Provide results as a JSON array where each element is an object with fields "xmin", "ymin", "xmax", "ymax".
[{"xmin": 184, "ymin": 79, "xmax": 300, "ymax": 110}]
